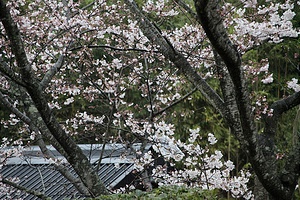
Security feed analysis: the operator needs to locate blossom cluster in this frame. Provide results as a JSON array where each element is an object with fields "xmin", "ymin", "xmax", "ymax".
[
  {"xmin": 253, "ymin": 95, "xmax": 274, "ymax": 120},
  {"xmin": 243, "ymin": 58, "xmax": 274, "ymax": 85},
  {"xmin": 0, "ymin": 138, "xmax": 24, "ymax": 171},
  {"xmin": 130, "ymin": 125, "xmax": 253, "ymax": 199},
  {"xmin": 225, "ymin": 1, "xmax": 298, "ymax": 51},
  {"xmin": 287, "ymin": 78, "xmax": 300, "ymax": 92},
  {"xmin": 142, "ymin": 0, "xmax": 179, "ymax": 16}
]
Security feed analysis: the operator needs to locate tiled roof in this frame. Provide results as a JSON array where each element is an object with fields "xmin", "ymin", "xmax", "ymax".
[
  {"xmin": 0, "ymin": 144, "xmax": 146, "ymax": 200},
  {"xmin": 1, "ymin": 163, "xmax": 134, "ymax": 199}
]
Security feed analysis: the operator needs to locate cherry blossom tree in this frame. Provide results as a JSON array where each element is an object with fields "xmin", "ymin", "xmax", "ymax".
[{"xmin": 0, "ymin": 0, "xmax": 299, "ymax": 199}]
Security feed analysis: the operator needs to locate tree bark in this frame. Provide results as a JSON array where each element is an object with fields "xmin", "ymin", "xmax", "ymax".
[{"xmin": 254, "ymin": 175, "xmax": 270, "ymax": 200}]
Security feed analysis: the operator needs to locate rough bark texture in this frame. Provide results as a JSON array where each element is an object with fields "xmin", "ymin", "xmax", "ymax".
[
  {"xmin": 0, "ymin": 1, "xmax": 108, "ymax": 197},
  {"xmin": 213, "ymin": 50, "xmax": 243, "ymax": 141},
  {"xmin": 254, "ymin": 175, "xmax": 270, "ymax": 200}
]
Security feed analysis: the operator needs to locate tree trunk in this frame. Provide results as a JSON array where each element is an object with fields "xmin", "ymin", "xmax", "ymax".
[{"xmin": 254, "ymin": 175, "xmax": 270, "ymax": 200}]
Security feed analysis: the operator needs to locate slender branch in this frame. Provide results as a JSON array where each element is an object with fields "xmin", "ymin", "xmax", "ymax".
[
  {"xmin": 82, "ymin": 71, "xmax": 110, "ymax": 102},
  {"xmin": 70, "ymin": 44, "xmax": 159, "ymax": 53},
  {"xmin": 152, "ymin": 87, "xmax": 197, "ymax": 118},
  {"xmin": 0, "ymin": 89, "xmax": 91, "ymax": 196},
  {"xmin": 40, "ymin": 55, "xmax": 64, "ymax": 90},
  {"xmin": 0, "ymin": 86, "xmax": 62, "ymax": 159},
  {"xmin": 1, "ymin": 178, "xmax": 50, "ymax": 200},
  {"xmin": 173, "ymin": 0, "xmax": 197, "ymax": 20},
  {"xmin": 0, "ymin": 58, "xmax": 26, "ymax": 87},
  {"xmin": 144, "ymin": 56, "xmax": 154, "ymax": 117},
  {"xmin": 96, "ymin": 104, "xmax": 115, "ymax": 171},
  {"xmin": 35, "ymin": 134, "xmax": 90, "ymax": 196},
  {"xmin": 0, "ymin": 91, "xmax": 31, "ymax": 124}
]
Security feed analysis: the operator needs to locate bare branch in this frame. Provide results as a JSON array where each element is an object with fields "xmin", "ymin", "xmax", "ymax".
[
  {"xmin": 0, "ymin": 88, "xmax": 92, "ymax": 196},
  {"xmin": 0, "ymin": 91, "xmax": 31, "ymax": 124},
  {"xmin": 272, "ymin": 91, "xmax": 300, "ymax": 116},
  {"xmin": 35, "ymin": 134, "xmax": 90, "ymax": 196},
  {"xmin": 0, "ymin": 58, "xmax": 26, "ymax": 87},
  {"xmin": 264, "ymin": 91, "xmax": 300, "ymax": 137},
  {"xmin": 0, "ymin": 86, "xmax": 91, "ymax": 196},
  {"xmin": 144, "ymin": 56, "xmax": 155, "ymax": 117},
  {"xmin": 174, "ymin": 0, "xmax": 197, "ymax": 20},
  {"xmin": 70, "ymin": 44, "xmax": 159, "ymax": 53},
  {"xmin": 1, "ymin": 178, "xmax": 50, "ymax": 200},
  {"xmin": 40, "ymin": 55, "xmax": 64, "ymax": 90},
  {"xmin": 153, "ymin": 87, "xmax": 197, "ymax": 118}
]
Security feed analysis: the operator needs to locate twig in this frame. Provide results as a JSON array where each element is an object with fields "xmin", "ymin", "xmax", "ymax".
[
  {"xmin": 1, "ymin": 178, "xmax": 50, "ymax": 200},
  {"xmin": 152, "ymin": 87, "xmax": 197, "ymax": 118}
]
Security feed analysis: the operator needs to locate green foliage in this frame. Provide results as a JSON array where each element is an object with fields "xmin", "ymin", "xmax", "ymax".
[
  {"xmin": 0, "ymin": 104, "xmax": 18, "ymax": 141},
  {"xmin": 0, "ymin": 98, "xmax": 28, "ymax": 142},
  {"xmin": 92, "ymin": 186, "xmax": 226, "ymax": 200},
  {"xmin": 243, "ymin": 36, "xmax": 300, "ymax": 155}
]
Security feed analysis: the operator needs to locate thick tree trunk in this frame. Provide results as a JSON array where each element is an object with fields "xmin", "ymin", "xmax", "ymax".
[{"xmin": 254, "ymin": 175, "xmax": 271, "ymax": 200}]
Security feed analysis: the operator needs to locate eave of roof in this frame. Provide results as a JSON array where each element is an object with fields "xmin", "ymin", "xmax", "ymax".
[
  {"xmin": 3, "ymin": 143, "xmax": 151, "ymax": 165},
  {"xmin": 0, "ymin": 143, "xmax": 146, "ymax": 200}
]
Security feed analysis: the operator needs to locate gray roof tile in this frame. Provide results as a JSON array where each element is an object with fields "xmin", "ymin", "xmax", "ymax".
[{"xmin": 0, "ymin": 144, "xmax": 142, "ymax": 199}]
